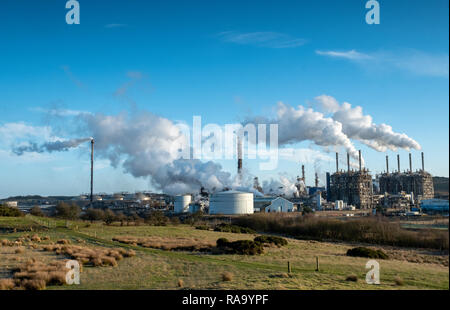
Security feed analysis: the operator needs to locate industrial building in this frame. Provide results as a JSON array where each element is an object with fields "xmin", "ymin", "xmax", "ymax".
[
  {"xmin": 378, "ymin": 152, "xmax": 434, "ymax": 202},
  {"xmin": 254, "ymin": 196, "xmax": 294, "ymax": 212},
  {"xmin": 327, "ymin": 151, "xmax": 373, "ymax": 209},
  {"xmin": 209, "ymin": 191, "xmax": 254, "ymax": 215}
]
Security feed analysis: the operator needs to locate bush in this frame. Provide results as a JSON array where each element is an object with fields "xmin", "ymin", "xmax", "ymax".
[
  {"xmin": 345, "ymin": 275, "xmax": 358, "ymax": 282},
  {"xmin": 234, "ymin": 214, "xmax": 449, "ymax": 250},
  {"xmin": 144, "ymin": 211, "xmax": 169, "ymax": 226},
  {"xmin": 346, "ymin": 247, "xmax": 389, "ymax": 259},
  {"xmin": 30, "ymin": 206, "xmax": 44, "ymax": 217},
  {"xmin": 195, "ymin": 225, "xmax": 210, "ymax": 231},
  {"xmin": 55, "ymin": 202, "xmax": 80, "ymax": 220},
  {"xmin": 82, "ymin": 208, "xmax": 105, "ymax": 222},
  {"xmin": 216, "ymin": 238, "xmax": 229, "ymax": 248},
  {"xmin": 254, "ymin": 235, "xmax": 288, "ymax": 247},
  {"xmin": 177, "ymin": 279, "xmax": 184, "ymax": 287},
  {"xmin": 214, "ymin": 223, "xmax": 255, "ymax": 234},
  {"xmin": 0, "ymin": 205, "xmax": 24, "ymax": 217},
  {"xmin": 216, "ymin": 238, "xmax": 264, "ymax": 255}
]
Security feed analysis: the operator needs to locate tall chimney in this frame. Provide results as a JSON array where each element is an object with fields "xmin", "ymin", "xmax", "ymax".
[
  {"xmin": 421, "ymin": 152, "xmax": 425, "ymax": 171},
  {"xmin": 347, "ymin": 152, "xmax": 350, "ymax": 173},
  {"xmin": 237, "ymin": 136, "xmax": 243, "ymax": 178},
  {"xmin": 358, "ymin": 150, "xmax": 362, "ymax": 172},
  {"xmin": 397, "ymin": 154, "xmax": 400, "ymax": 173},
  {"xmin": 301, "ymin": 164, "xmax": 305, "ymax": 182},
  {"xmin": 335, "ymin": 152, "xmax": 339, "ymax": 172},
  {"xmin": 90, "ymin": 138, "xmax": 94, "ymax": 205},
  {"xmin": 386, "ymin": 155, "xmax": 389, "ymax": 174},
  {"xmin": 409, "ymin": 153, "xmax": 412, "ymax": 173},
  {"xmin": 315, "ymin": 172, "xmax": 319, "ymax": 187}
]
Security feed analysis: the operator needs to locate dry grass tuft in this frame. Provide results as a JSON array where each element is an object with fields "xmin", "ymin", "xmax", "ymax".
[
  {"xmin": 57, "ymin": 239, "xmax": 70, "ymax": 245},
  {"xmin": 177, "ymin": 279, "xmax": 184, "ymax": 288},
  {"xmin": 15, "ymin": 247, "xmax": 24, "ymax": 254},
  {"xmin": 222, "ymin": 272, "xmax": 233, "ymax": 282},
  {"xmin": 113, "ymin": 235, "xmax": 214, "ymax": 252},
  {"xmin": 345, "ymin": 275, "xmax": 358, "ymax": 282},
  {"xmin": 394, "ymin": 276, "xmax": 404, "ymax": 286},
  {"xmin": 0, "ymin": 279, "xmax": 16, "ymax": 290},
  {"xmin": 31, "ymin": 235, "xmax": 41, "ymax": 242},
  {"xmin": 21, "ymin": 279, "xmax": 46, "ymax": 290}
]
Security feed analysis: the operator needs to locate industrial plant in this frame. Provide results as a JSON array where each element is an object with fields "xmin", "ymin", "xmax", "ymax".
[{"xmin": 1, "ymin": 135, "xmax": 446, "ymax": 217}]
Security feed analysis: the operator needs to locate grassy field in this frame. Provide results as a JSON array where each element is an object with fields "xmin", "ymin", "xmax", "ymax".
[{"xmin": 0, "ymin": 215, "xmax": 448, "ymax": 290}]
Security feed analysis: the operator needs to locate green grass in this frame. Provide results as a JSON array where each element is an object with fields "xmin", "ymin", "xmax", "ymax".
[{"xmin": 0, "ymin": 215, "xmax": 448, "ymax": 290}]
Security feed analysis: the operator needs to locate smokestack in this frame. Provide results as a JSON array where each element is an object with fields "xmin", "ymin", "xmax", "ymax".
[
  {"xmin": 358, "ymin": 150, "xmax": 362, "ymax": 172},
  {"xmin": 315, "ymin": 172, "xmax": 319, "ymax": 187},
  {"xmin": 409, "ymin": 153, "xmax": 412, "ymax": 173},
  {"xmin": 301, "ymin": 165, "xmax": 305, "ymax": 182},
  {"xmin": 90, "ymin": 138, "xmax": 94, "ymax": 204},
  {"xmin": 347, "ymin": 152, "xmax": 350, "ymax": 173},
  {"xmin": 421, "ymin": 152, "xmax": 425, "ymax": 171},
  {"xmin": 397, "ymin": 154, "xmax": 400, "ymax": 173},
  {"xmin": 386, "ymin": 155, "xmax": 389, "ymax": 174},
  {"xmin": 335, "ymin": 152, "xmax": 339, "ymax": 173},
  {"xmin": 237, "ymin": 136, "xmax": 243, "ymax": 178}
]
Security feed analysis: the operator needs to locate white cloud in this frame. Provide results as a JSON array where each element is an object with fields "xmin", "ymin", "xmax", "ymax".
[
  {"xmin": 316, "ymin": 49, "xmax": 372, "ymax": 60},
  {"xmin": 30, "ymin": 107, "xmax": 91, "ymax": 117},
  {"xmin": 218, "ymin": 31, "xmax": 306, "ymax": 48},
  {"xmin": 316, "ymin": 49, "xmax": 449, "ymax": 78}
]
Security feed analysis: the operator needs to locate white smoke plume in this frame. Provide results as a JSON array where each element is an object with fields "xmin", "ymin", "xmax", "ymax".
[
  {"xmin": 78, "ymin": 111, "xmax": 234, "ymax": 195},
  {"xmin": 313, "ymin": 95, "xmax": 421, "ymax": 152},
  {"xmin": 262, "ymin": 175, "xmax": 299, "ymax": 197},
  {"xmin": 245, "ymin": 101, "xmax": 361, "ymax": 161},
  {"xmin": 12, "ymin": 137, "xmax": 92, "ymax": 155}
]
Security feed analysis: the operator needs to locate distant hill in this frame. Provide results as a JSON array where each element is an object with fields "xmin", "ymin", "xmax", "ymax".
[{"xmin": 433, "ymin": 177, "xmax": 449, "ymax": 198}]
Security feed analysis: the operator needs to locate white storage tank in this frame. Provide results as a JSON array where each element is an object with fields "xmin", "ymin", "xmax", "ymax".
[
  {"xmin": 174, "ymin": 195, "xmax": 192, "ymax": 213},
  {"xmin": 209, "ymin": 191, "xmax": 254, "ymax": 215}
]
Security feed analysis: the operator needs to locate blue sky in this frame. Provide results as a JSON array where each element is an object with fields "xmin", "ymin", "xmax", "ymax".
[{"xmin": 0, "ymin": 0, "xmax": 448, "ymax": 198}]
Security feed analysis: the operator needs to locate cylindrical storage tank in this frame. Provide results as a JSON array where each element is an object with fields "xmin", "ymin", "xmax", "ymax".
[
  {"xmin": 209, "ymin": 191, "xmax": 254, "ymax": 215},
  {"xmin": 174, "ymin": 195, "xmax": 191, "ymax": 213}
]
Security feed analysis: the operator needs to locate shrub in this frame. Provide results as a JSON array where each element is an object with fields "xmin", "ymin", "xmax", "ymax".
[
  {"xmin": 30, "ymin": 206, "xmax": 44, "ymax": 217},
  {"xmin": 222, "ymin": 272, "xmax": 233, "ymax": 282},
  {"xmin": 0, "ymin": 205, "xmax": 24, "ymax": 217},
  {"xmin": 214, "ymin": 223, "xmax": 255, "ymax": 234},
  {"xmin": 346, "ymin": 247, "xmax": 388, "ymax": 259},
  {"xmin": 82, "ymin": 208, "xmax": 105, "ymax": 222},
  {"xmin": 345, "ymin": 275, "xmax": 358, "ymax": 282},
  {"xmin": 254, "ymin": 235, "xmax": 288, "ymax": 247},
  {"xmin": 216, "ymin": 238, "xmax": 264, "ymax": 255},
  {"xmin": 234, "ymin": 214, "xmax": 449, "ymax": 250},
  {"xmin": 144, "ymin": 211, "xmax": 169, "ymax": 226},
  {"xmin": 394, "ymin": 276, "xmax": 404, "ymax": 286},
  {"xmin": 195, "ymin": 225, "xmax": 210, "ymax": 231},
  {"xmin": 55, "ymin": 202, "xmax": 80, "ymax": 220},
  {"xmin": 216, "ymin": 238, "xmax": 229, "ymax": 248},
  {"xmin": 15, "ymin": 247, "xmax": 24, "ymax": 254}
]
